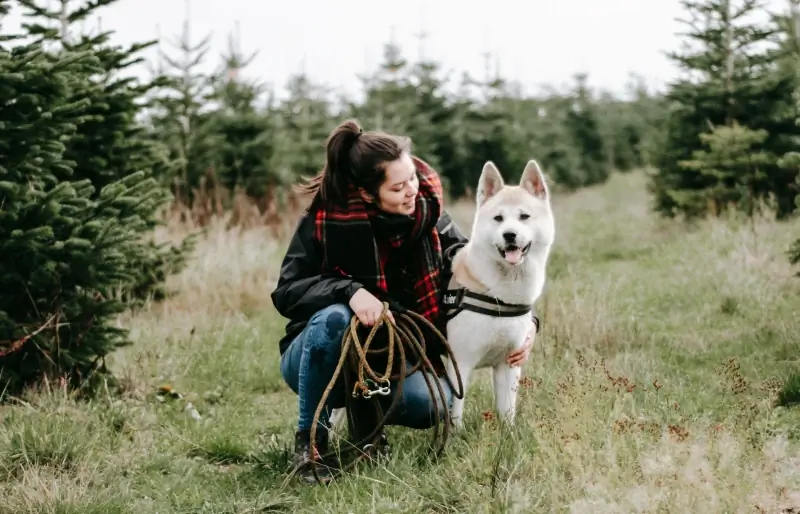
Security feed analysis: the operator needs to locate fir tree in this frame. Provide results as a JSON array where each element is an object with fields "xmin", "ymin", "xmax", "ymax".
[
  {"xmin": 352, "ymin": 35, "xmax": 417, "ymax": 134},
  {"xmin": 651, "ymin": 0, "xmax": 800, "ymax": 219},
  {"xmin": 0, "ymin": 40, "xmax": 170, "ymax": 394},
  {"xmin": 17, "ymin": 0, "xmax": 195, "ymax": 303},
  {"xmin": 145, "ymin": 10, "xmax": 219, "ymax": 202},
  {"xmin": 205, "ymin": 27, "xmax": 277, "ymax": 202},
  {"xmin": 270, "ymin": 71, "xmax": 333, "ymax": 189},
  {"xmin": 679, "ymin": 122, "xmax": 772, "ymax": 217},
  {"xmin": 405, "ymin": 30, "xmax": 458, "ymax": 192},
  {"xmin": 563, "ymin": 73, "xmax": 609, "ymax": 186},
  {"xmin": 779, "ymin": 0, "xmax": 800, "ymax": 269}
]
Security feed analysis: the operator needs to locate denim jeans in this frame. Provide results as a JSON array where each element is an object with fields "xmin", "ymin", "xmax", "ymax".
[{"xmin": 280, "ymin": 303, "xmax": 453, "ymax": 432}]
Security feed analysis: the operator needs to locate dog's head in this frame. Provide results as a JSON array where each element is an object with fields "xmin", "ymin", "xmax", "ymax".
[{"xmin": 471, "ymin": 160, "xmax": 555, "ymax": 267}]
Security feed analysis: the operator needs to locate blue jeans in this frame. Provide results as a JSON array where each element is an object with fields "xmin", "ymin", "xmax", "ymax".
[{"xmin": 280, "ymin": 303, "xmax": 453, "ymax": 432}]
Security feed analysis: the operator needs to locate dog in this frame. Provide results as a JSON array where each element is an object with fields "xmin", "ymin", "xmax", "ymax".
[
  {"xmin": 442, "ymin": 159, "xmax": 555, "ymax": 429},
  {"xmin": 327, "ymin": 160, "xmax": 554, "ymax": 434}
]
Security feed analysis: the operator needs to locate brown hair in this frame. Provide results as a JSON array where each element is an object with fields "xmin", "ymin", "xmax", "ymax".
[{"xmin": 298, "ymin": 119, "xmax": 412, "ymax": 209}]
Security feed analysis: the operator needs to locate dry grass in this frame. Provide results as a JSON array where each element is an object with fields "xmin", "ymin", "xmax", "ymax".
[{"xmin": 1, "ymin": 170, "xmax": 800, "ymax": 513}]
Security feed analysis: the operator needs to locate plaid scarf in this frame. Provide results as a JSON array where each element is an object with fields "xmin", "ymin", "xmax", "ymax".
[{"xmin": 314, "ymin": 156, "xmax": 444, "ymax": 323}]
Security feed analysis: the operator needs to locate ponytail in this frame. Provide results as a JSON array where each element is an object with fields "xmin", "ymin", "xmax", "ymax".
[
  {"xmin": 296, "ymin": 118, "xmax": 412, "ymax": 211},
  {"xmin": 297, "ymin": 119, "xmax": 362, "ymax": 209}
]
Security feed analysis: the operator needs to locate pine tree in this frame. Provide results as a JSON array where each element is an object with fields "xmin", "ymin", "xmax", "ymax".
[
  {"xmin": 352, "ymin": 35, "xmax": 417, "ymax": 134},
  {"xmin": 528, "ymin": 94, "xmax": 585, "ymax": 189},
  {"xmin": 650, "ymin": 0, "xmax": 800, "ymax": 219},
  {"xmin": 779, "ymin": 0, "xmax": 800, "ymax": 269},
  {"xmin": 145, "ymin": 9, "xmax": 219, "ymax": 203},
  {"xmin": 679, "ymin": 122, "xmax": 772, "ymax": 217},
  {"xmin": 405, "ymin": 30, "xmax": 458, "ymax": 192},
  {"xmin": 563, "ymin": 73, "xmax": 609, "ymax": 186},
  {"xmin": 0, "ymin": 40, "xmax": 164, "ymax": 394},
  {"xmin": 17, "ymin": 0, "xmax": 195, "ymax": 304},
  {"xmin": 205, "ymin": 27, "xmax": 277, "ymax": 202},
  {"xmin": 449, "ymin": 54, "xmax": 523, "ymax": 196},
  {"xmin": 270, "ymin": 71, "xmax": 333, "ymax": 189}
]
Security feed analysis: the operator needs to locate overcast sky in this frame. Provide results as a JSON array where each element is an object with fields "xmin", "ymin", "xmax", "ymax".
[{"xmin": 1, "ymin": 0, "xmax": 790, "ymax": 102}]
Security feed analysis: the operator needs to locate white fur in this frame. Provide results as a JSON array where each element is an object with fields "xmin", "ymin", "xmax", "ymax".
[
  {"xmin": 327, "ymin": 160, "xmax": 555, "ymax": 433},
  {"xmin": 444, "ymin": 159, "xmax": 555, "ymax": 429}
]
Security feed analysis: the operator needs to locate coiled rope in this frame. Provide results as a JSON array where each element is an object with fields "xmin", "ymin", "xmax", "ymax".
[{"xmin": 299, "ymin": 301, "xmax": 465, "ymax": 485}]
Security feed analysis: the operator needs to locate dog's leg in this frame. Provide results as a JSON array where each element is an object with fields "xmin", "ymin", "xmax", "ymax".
[
  {"xmin": 445, "ymin": 356, "xmax": 473, "ymax": 431},
  {"xmin": 492, "ymin": 361, "xmax": 522, "ymax": 425}
]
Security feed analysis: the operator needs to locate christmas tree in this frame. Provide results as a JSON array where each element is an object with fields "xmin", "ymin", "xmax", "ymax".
[
  {"xmin": 0, "ymin": 0, "xmax": 192, "ymax": 395},
  {"xmin": 650, "ymin": 0, "xmax": 799, "ymax": 219}
]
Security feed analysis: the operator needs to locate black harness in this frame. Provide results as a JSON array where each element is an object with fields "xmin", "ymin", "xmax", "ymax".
[{"xmin": 442, "ymin": 274, "xmax": 538, "ymax": 329}]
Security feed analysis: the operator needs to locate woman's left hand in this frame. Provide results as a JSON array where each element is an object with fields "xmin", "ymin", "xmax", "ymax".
[{"xmin": 506, "ymin": 332, "xmax": 534, "ymax": 368}]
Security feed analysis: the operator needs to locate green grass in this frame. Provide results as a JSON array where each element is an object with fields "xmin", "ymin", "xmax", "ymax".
[{"xmin": 2, "ymin": 170, "xmax": 800, "ymax": 513}]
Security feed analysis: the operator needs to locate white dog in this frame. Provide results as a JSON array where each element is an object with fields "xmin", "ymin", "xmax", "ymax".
[
  {"xmin": 327, "ymin": 160, "xmax": 554, "ymax": 434},
  {"xmin": 442, "ymin": 159, "xmax": 555, "ymax": 429}
]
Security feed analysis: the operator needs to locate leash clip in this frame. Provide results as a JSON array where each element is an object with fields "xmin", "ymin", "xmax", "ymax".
[{"xmin": 362, "ymin": 378, "xmax": 391, "ymax": 398}]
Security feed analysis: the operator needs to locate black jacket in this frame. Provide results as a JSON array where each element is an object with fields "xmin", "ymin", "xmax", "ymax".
[{"xmin": 271, "ymin": 210, "xmax": 469, "ymax": 354}]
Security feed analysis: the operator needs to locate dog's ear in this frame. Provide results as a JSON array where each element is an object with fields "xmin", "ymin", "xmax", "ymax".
[
  {"xmin": 520, "ymin": 160, "xmax": 548, "ymax": 200},
  {"xmin": 477, "ymin": 161, "xmax": 504, "ymax": 206}
]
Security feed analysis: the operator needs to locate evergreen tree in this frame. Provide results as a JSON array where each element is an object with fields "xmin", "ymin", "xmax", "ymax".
[
  {"xmin": 271, "ymin": 71, "xmax": 334, "ymax": 189},
  {"xmin": 352, "ymin": 36, "xmax": 417, "ymax": 134},
  {"xmin": 0, "ymin": 23, "xmax": 187, "ymax": 394},
  {"xmin": 145, "ymin": 13, "xmax": 219, "ymax": 203},
  {"xmin": 779, "ymin": 0, "xmax": 800, "ymax": 269},
  {"xmin": 563, "ymin": 73, "xmax": 609, "ymax": 186},
  {"xmin": 17, "ymin": 0, "xmax": 194, "ymax": 305},
  {"xmin": 528, "ymin": 94, "xmax": 585, "ymax": 189},
  {"xmin": 449, "ymin": 56, "xmax": 521, "ymax": 196},
  {"xmin": 650, "ymin": 0, "xmax": 800, "ymax": 219},
  {"xmin": 205, "ymin": 27, "xmax": 277, "ymax": 202},
  {"xmin": 406, "ymin": 33, "xmax": 458, "ymax": 192},
  {"xmin": 679, "ymin": 122, "xmax": 773, "ymax": 217}
]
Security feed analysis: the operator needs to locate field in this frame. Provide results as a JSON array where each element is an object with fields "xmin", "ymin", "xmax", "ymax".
[{"xmin": 1, "ymin": 170, "xmax": 800, "ymax": 513}]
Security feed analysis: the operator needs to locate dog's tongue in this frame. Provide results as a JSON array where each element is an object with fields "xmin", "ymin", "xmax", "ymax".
[{"xmin": 504, "ymin": 248, "xmax": 523, "ymax": 264}]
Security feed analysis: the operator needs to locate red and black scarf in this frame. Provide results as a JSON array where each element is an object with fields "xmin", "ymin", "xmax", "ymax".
[{"xmin": 313, "ymin": 156, "xmax": 444, "ymax": 323}]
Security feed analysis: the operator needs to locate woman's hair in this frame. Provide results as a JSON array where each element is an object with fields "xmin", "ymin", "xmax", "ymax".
[{"xmin": 298, "ymin": 119, "xmax": 412, "ymax": 209}]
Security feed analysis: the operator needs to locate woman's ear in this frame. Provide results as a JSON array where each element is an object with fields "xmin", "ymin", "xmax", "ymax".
[{"xmin": 358, "ymin": 187, "xmax": 375, "ymax": 203}]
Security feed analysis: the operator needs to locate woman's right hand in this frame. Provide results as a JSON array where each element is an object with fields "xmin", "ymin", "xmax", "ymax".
[{"xmin": 349, "ymin": 288, "xmax": 394, "ymax": 326}]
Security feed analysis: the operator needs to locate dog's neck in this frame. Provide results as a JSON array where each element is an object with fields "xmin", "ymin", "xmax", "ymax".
[{"xmin": 452, "ymin": 245, "xmax": 545, "ymax": 305}]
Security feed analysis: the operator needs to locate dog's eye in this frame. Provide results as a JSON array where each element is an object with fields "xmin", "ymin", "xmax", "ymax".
[
  {"xmin": 493, "ymin": 215, "xmax": 503, "ymax": 222},
  {"xmin": 519, "ymin": 213, "xmax": 530, "ymax": 221}
]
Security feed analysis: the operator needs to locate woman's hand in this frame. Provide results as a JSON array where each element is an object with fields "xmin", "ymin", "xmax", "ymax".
[
  {"xmin": 506, "ymin": 332, "xmax": 534, "ymax": 368},
  {"xmin": 349, "ymin": 288, "xmax": 394, "ymax": 326}
]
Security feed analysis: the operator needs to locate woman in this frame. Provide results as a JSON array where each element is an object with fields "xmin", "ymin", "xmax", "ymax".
[{"xmin": 270, "ymin": 119, "xmax": 533, "ymax": 484}]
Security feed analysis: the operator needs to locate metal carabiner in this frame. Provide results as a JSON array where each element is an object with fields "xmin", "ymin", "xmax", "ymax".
[{"xmin": 362, "ymin": 379, "xmax": 391, "ymax": 399}]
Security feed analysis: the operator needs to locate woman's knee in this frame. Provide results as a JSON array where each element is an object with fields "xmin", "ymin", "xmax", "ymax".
[
  {"xmin": 395, "ymin": 376, "xmax": 453, "ymax": 429},
  {"xmin": 305, "ymin": 303, "xmax": 353, "ymax": 350}
]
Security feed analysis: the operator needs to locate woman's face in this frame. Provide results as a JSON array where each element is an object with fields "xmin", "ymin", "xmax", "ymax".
[{"xmin": 364, "ymin": 152, "xmax": 419, "ymax": 216}]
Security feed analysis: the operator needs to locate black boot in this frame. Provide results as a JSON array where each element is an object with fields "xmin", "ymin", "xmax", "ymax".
[
  {"xmin": 345, "ymin": 397, "xmax": 392, "ymax": 461},
  {"xmin": 290, "ymin": 429, "xmax": 339, "ymax": 485}
]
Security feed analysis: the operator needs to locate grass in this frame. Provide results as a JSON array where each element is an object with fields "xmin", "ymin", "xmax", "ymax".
[{"xmin": 2, "ymin": 170, "xmax": 800, "ymax": 513}]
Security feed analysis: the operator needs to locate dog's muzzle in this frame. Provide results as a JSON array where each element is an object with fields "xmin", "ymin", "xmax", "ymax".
[{"xmin": 497, "ymin": 241, "xmax": 532, "ymax": 265}]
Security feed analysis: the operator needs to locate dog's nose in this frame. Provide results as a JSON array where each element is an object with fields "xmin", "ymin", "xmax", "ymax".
[{"xmin": 502, "ymin": 231, "xmax": 517, "ymax": 243}]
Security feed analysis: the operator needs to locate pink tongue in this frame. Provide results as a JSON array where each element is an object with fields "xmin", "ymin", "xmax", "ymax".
[{"xmin": 504, "ymin": 248, "xmax": 523, "ymax": 264}]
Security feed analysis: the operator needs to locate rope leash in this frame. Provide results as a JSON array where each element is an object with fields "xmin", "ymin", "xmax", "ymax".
[{"xmin": 299, "ymin": 302, "xmax": 465, "ymax": 485}]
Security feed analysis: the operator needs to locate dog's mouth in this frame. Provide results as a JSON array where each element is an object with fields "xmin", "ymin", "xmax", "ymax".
[{"xmin": 497, "ymin": 242, "xmax": 532, "ymax": 265}]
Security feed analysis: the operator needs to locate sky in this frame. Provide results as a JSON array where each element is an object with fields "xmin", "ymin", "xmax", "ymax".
[{"xmin": 1, "ymin": 0, "xmax": 791, "ymax": 102}]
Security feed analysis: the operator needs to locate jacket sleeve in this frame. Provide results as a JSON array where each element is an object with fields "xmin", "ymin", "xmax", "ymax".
[
  {"xmin": 270, "ymin": 213, "xmax": 363, "ymax": 321},
  {"xmin": 436, "ymin": 210, "xmax": 469, "ymax": 272}
]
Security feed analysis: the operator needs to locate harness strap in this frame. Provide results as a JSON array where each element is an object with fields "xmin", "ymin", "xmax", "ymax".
[{"xmin": 442, "ymin": 275, "xmax": 538, "ymax": 328}]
